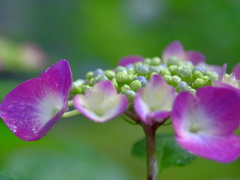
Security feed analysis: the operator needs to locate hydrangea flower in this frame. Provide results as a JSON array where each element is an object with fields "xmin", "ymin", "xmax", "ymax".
[
  {"xmin": 162, "ymin": 41, "xmax": 205, "ymax": 65},
  {"xmin": 172, "ymin": 86, "xmax": 240, "ymax": 163},
  {"xmin": 0, "ymin": 60, "xmax": 72, "ymax": 141},
  {"xmin": 134, "ymin": 74, "xmax": 176, "ymax": 125},
  {"xmin": 74, "ymin": 80, "xmax": 128, "ymax": 122}
]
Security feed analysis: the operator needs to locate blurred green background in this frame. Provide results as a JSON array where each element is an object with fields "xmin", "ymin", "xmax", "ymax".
[{"xmin": 1, "ymin": 0, "xmax": 240, "ymax": 180}]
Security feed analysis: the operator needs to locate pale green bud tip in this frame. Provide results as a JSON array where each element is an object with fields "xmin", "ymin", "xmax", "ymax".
[
  {"xmin": 172, "ymin": 75, "xmax": 182, "ymax": 86},
  {"xmin": 116, "ymin": 66, "xmax": 127, "ymax": 72},
  {"xmin": 86, "ymin": 71, "xmax": 94, "ymax": 79},
  {"xmin": 116, "ymin": 71, "xmax": 128, "ymax": 83},
  {"xmin": 111, "ymin": 78, "xmax": 118, "ymax": 89},
  {"xmin": 177, "ymin": 65, "xmax": 192, "ymax": 78},
  {"xmin": 72, "ymin": 79, "xmax": 85, "ymax": 89},
  {"xmin": 151, "ymin": 57, "xmax": 161, "ymax": 65},
  {"xmin": 121, "ymin": 84, "xmax": 131, "ymax": 93},
  {"xmin": 193, "ymin": 70, "xmax": 203, "ymax": 78},
  {"xmin": 192, "ymin": 78, "xmax": 205, "ymax": 89},
  {"xmin": 160, "ymin": 68, "xmax": 171, "ymax": 76},
  {"xmin": 96, "ymin": 75, "xmax": 108, "ymax": 83},
  {"xmin": 144, "ymin": 58, "xmax": 151, "ymax": 64},
  {"xmin": 168, "ymin": 65, "xmax": 178, "ymax": 74},
  {"xmin": 104, "ymin": 70, "xmax": 115, "ymax": 79},
  {"xmin": 163, "ymin": 75, "xmax": 172, "ymax": 84},
  {"xmin": 131, "ymin": 80, "xmax": 142, "ymax": 91},
  {"xmin": 137, "ymin": 64, "xmax": 149, "ymax": 75},
  {"xmin": 124, "ymin": 90, "xmax": 136, "ymax": 101},
  {"xmin": 167, "ymin": 56, "xmax": 179, "ymax": 66},
  {"xmin": 178, "ymin": 81, "xmax": 190, "ymax": 91},
  {"xmin": 148, "ymin": 66, "xmax": 160, "ymax": 74},
  {"xmin": 82, "ymin": 85, "xmax": 92, "ymax": 94}
]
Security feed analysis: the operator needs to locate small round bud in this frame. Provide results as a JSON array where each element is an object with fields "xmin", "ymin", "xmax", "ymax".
[
  {"xmin": 137, "ymin": 64, "xmax": 149, "ymax": 75},
  {"xmin": 177, "ymin": 65, "xmax": 192, "ymax": 79},
  {"xmin": 160, "ymin": 68, "xmax": 171, "ymax": 76},
  {"xmin": 193, "ymin": 70, "xmax": 203, "ymax": 79},
  {"xmin": 194, "ymin": 65, "xmax": 206, "ymax": 74},
  {"xmin": 116, "ymin": 71, "xmax": 128, "ymax": 83},
  {"xmin": 136, "ymin": 76, "xmax": 147, "ymax": 86},
  {"xmin": 72, "ymin": 79, "xmax": 85, "ymax": 89},
  {"xmin": 167, "ymin": 56, "xmax": 179, "ymax": 66},
  {"xmin": 134, "ymin": 62, "xmax": 143, "ymax": 71},
  {"xmin": 178, "ymin": 81, "xmax": 190, "ymax": 91},
  {"xmin": 121, "ymin": 84, "xmax": 131, "ymax": 93},
  {"xmin": 131, "ymin": 80, "xmax": 142, "ymax": 91},
  {"xmin": 127, "ymin": 74, "xmax": 136, "ymax": 82},
  {"xmin": 172, "ymin": 76, "xmax": 182, "ymax": 86},
  {"xmin": 149, "ymin": 66, "xmax": 160, "ymax": 74},
  {"xmin": 192, "ymin": 78, "xmax": 205, "ymax": 89},
  {"xmin": 144, "ymin": 58, "xmax": 151, "ymax": 65},
  {"xmin": 82, "ymin": 85, "xmax": 92, "ymax": 94},
  {"xmin": 111, "ymin": 78, "xmax": 119, "ymax": 89},
  {"xmin": 104, "ymin": 70, "xmax": 115, "ymax": 80},
  {"xmin": 126, "ymin": 64, "xmax": 134, "ymax": 69},
  {"xmin": 189, "ymin": 88, "xmax": 196, "ymax": 94},
  {"xmin": 168, "ymin": 65, "xmax": 178, "ymax": 75},
  {"xmin": 116, "ymin": 66, "xmax": 127, "ymax": 72},
  {"xmin": 96, "ymin": 75, "xmax": 108, "ymax": 83},
  {"xmin": 86, "ymin": 71, "xmax": 94, "ymax": 80},
  {"xmin": 93, "ymin": 69, "xmax": 104, "ymax": 77},
  {"xmin": 151, "ymin": 57, "xmax": 161, "ymax": 66},
  {"xmin": 127, "ymin": 68, "xmax": 135, "ymax": 74},
  {"xmin": 163, "ymin": 75, "xmax": 172, "ymax": 84},
  {"xmin": 124, "ymin": 90, "xmax": 136, "ymax": 101}
]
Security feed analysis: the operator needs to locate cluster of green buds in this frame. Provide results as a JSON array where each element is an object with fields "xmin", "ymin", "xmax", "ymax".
[{"xmin": 71, "ymin": 56, "xmax": 220, "ymax": 103}]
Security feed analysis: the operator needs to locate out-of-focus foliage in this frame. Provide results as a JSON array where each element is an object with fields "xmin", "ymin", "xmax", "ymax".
[{"xmin": 1, "ymin": 0, "xmax": 240, "ymax": 179}]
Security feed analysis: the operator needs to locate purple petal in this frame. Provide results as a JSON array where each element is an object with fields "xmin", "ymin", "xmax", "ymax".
[
  {"xmin": 185, "ymin": 51, "xmax": 205, "ymax": 65},
  {"xmin": 74, "ymin": 80, "xmax": 128, "ymax": 122},
  {"xmin": 134, "ymin": 74, "xmax": 175, "ymax": 125},
  {"xmin": 176, "ymin": 134, "xmax": 240, "ymax": 163},
  {"xmin": 0, "ymin": 60, "xmax": 72, "ymax": 141},
  {"xmin": 218, "ymin": 63, "xmax": 227, "ymax": 81},
  {"xmin": 232, "ymin": 63, "xmax": 240, "ymax": 80},
  {"xmin": 172, "ymin": 87, "xmax": 240, "ymax": 162},
  {"xmin": 118, "ymin": 56, "xmax": 144, "ymax": 67},
  {"xmin": 162, "ymin": 41, "xmax": 185, "ymax": 63}
]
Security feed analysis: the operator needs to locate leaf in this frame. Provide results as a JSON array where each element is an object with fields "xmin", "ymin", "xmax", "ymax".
[{"xmin": 132, "ymin": 134, "xmax": 196, "ymax": 171}]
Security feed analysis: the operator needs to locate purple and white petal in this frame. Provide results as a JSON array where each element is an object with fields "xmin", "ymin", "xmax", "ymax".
[
  {"xmin": 162, "ymin": 41, "xmax": 185, "ymax": 63},
  {"xmin": 185, "ymin": 51, "xmax": 205, "ymax": 65},
  {"xmin": 134, "ymin": 74, "xmax": 175, "ymax": 125},
  {"xmin": 74, "ymin": 80, "xmax": 128, "ymax": 122},
  {"xmin": 172, "ymin": 87, "xmax": 240, "ymax": 162},
  {"xmin": 232, "ymin": 63, "xmax": 240, "ymax": 80},
  {"xmin": 0, "ymin": 60, "xmax": 72, "ymax": 141},
  {"xmin": 118, "ymin": 56, "xmax": 144, "ymax": 67}
]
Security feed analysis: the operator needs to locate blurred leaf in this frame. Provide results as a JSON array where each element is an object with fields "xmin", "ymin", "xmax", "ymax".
[{"xmin": 132, "ymin": 134, "xmax": 196, "ymax": 171}]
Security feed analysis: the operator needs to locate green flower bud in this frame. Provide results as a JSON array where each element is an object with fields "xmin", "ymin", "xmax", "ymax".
[
  {"xmin": 192, "ymin": 78, "xmax": 205, "ymax": 89},
  {"xmin": 121, "ymin": 84, "xmax": 131, "ymax": 93},
  {"xmin": 172, "ymin": 75, "xmax": 182, "ymax": 86},
  {"xmin": 144, "ymin": 58, "xmax": 151, "ymax": 65},
  {"xmin": 111, "ymin": 78, "xmax": 119, "ymax": 89},
  {"xmin": 167, "ymin": 56, "xmax": 179, "ymax": 66},
  {"xmin": 163, "ymin": 75, "xmax": 172, "ymax": 84},
  {"xmin": 72, "ymin": 79, "xmax": 85, "ymax": 89},
  {"xmin": 149, "ymin": 66, "xmax": 160, "ymax": 74},
  {"xmin": 177, "ymin": 65, "xmax": 192, "ymax": 79},
  {"xmin": 160, "ymin": 68, "xmax": 171, "ymax": 76},
  {"xmin": 134, "ymin": 62, "xmax": 143, "ymax": 71},
  {"xmin": 116, "ymin": 66, "xmax": 127, "ymax": 72},
  {"xmin": 127, "ymin": 74, "xmax": 136, "ymax": 82},
  {"xmin": 116, "ymin": 71, "xmax": 128, "ymax": 83},
  {"xmin": 127, "ymin": 68, "xmax": 135, "ymax": 74},
  {"xmin": 193, "ymin": 70, "xmax": 203, "ymax": 79},
  {"xmin": 96, "ymin": 75, "xmax": 108, "ymax": 83},
  {"xmin": 86, "ymin": 71, "xmax": 94, "ymax": 80},
  {"xmin": 131, "ymin": 80, "xmax": 142, "ymax": 91},
  {"xmin": 81, "ymin": 85, "xmax": 92, "ymax": 94},
  {"xmin": 137, "ymin": 64, "xmax": 149, "ymax": 75},
  {"xmin": 178, "ymin": 81, "xmax": 190, "ymax": 91},
  {"xmin": 124, "ymin": 90, "xmax": 136, "ymax": 101},
  {"xmin": 104, "ymin": 70, "xmax": 115, "ymax": 79},
  {"xmin": 189, "ymin": 88, "xmax": 196, "ymax": 94},
  {"xmin": 151, "ymin": 57, "xmax": 161, "ymax": 66},
  {"xmin": 168, "ymin": 65, "xmax": 178, "ymax": 75}
]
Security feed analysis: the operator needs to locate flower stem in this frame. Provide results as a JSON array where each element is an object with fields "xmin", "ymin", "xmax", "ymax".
[
  {"xmin": 61, "ymin": 110, "xmax": 80, "ymax": 118},
  {"xmin": 143, "ymin": 125, "xmax": 158, "ymax": 180}
]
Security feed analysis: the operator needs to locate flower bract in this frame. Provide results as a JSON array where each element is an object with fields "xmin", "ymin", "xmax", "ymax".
[
  {"xmin": 0, "ymin": 60, "xmax": 72, "ymax": 141},
  {"xmin": 172, "ymin": 86, "xmax": 240, "ymax": 163},
  {"xmin": 74, "ymin": 80, "xmax": 128, "ymax": 122},
  {"xmin": 134, "ymin": 74, "xmax": 176, "ymax": 125}
]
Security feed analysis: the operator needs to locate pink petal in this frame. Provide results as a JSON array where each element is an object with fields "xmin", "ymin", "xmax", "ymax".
[
  {"xmin": 232, "ymin": 63, "xmax": 240, "ymax": 80},
  {"xmin": 162, "ymin": 41, "xmax": 185, "ymax": 63},
  {"xmin": 118, "ymin": 56, "xmax": 144, "ymax": 67},
  {"xmin": 134, "ymin": 74, "xmax": 175, "ymax": 125},
  {"xmin": 0, "ymin": 60, "xmax": 72, "ymax": 141},
  {"xmin": 172, "ymin": 87, "xmax": 240, "ymax": 162},
  {"xmin": 74, "ymin": 80, "xmax": 128, "ymax": 122},
  {"xmin": 185, "ymin": 51, "xmax": 205, "ymax": 65}
]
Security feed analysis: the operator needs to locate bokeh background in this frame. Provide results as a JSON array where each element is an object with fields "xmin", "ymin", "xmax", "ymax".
[{"xmin": 0, "ymin": 0, "xmax": 240, "ymax": 180}]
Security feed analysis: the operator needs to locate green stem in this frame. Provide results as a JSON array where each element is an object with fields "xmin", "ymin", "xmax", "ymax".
[
  {"xmin": 143, "ymin": 125, "xmax": 158, "ymax": 180},
  {"xmin": 61, "ymin": 110, "xmax": 80, "ymax": 118}
]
